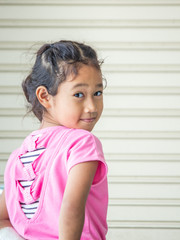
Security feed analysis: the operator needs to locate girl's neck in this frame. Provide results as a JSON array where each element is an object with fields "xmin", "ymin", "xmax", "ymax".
[{"xmin": 39, "ymin": 119, "xmax": 61, "ymax": 130}]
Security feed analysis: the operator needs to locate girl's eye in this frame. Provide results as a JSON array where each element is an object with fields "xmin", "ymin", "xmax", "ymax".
[
  {"xmin": 94, "ymin": 91, "xmax": 102, "ymax": 96},
  {"xmin": 74, "ymin": 92, "xmax": 84, "ymax": 98}
]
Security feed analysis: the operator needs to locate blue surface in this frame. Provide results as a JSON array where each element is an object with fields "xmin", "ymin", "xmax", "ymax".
[{"xmin": 0, "ymin": 184, "xmax": 4, "ymax": 194}]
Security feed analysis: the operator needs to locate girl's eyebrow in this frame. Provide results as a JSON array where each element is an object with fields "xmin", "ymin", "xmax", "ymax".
[{"xmin": 72, "ymin": 83, "xmax": 103, "ymax": 89}]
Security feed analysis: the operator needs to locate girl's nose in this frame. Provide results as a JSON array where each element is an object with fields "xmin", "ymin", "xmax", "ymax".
[{"xmin": 84, "ymin": 98, "xmax": 97, "ymax": 113}]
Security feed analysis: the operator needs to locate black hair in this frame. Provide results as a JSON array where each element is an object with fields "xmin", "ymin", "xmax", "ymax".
[{"xmin": 22, "ymin": 40, "xmax": 104, "ymax": 122}]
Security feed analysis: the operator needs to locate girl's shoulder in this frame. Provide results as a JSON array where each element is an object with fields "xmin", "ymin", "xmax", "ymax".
[
  {"xmin": 66, "ymin": 128, "xmax": 102, "ymax": 147},
  {"xmin": 69, "ymin": 128, "xmax": 99, "ymax": 140},
  {"xmin": 41, "ymin": 126, "xmax": 101, "ymax": 145},
  {"xmin": 19, "ymin": 126, "xmax": 102, "ymax": 153}
]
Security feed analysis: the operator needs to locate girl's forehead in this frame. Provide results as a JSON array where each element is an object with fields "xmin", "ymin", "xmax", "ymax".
[{"xmin": 65, "ymin": 65, "xmax": 102, "ymax": 86}]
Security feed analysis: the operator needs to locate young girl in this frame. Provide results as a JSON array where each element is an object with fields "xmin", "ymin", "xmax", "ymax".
[{"xmin": 0, "ymin": 40, "xmax": 108, "ymax": 240}]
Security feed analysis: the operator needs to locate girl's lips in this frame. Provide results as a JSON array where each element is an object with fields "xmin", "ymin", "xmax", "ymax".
[{"xmin": 80, "ymin": 118, "xmax": 96, "ymax": 123}]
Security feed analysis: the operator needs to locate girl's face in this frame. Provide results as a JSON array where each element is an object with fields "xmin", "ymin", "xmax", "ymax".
[{"xmin": 43, "ymin": 65, "xmax": 103, "ymax": 132}]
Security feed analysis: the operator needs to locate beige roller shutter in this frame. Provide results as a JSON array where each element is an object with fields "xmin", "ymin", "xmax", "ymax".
[{"xmin": 0, "ymin": 1, "xmax": 180, "ymax": 239}]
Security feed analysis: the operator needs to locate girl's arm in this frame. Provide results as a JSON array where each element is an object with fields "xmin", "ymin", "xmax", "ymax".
[
  {"xmin": 0, "ymin": 190, "xmax": 12, "ymax": 229},
  {"xmin": 0, "ymin": 191, "xmax": 25, "ymax": 239},
  {"xmin": 59, "ymin": 161, "xmax": 98, "ymax": 240}
]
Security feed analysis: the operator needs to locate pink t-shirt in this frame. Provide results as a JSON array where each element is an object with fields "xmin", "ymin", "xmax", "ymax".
[{"xmin": 4, "ymin": 126, "xmax": 108, "ymax": 240}]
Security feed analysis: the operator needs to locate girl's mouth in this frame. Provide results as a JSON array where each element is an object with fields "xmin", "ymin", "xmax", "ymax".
[{"xmin": 80, "ymin": 118, "xmax": 96, "ymax": 123}]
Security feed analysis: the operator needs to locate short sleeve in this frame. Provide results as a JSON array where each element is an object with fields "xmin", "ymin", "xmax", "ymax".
[{"xmin": 66, "ymin": 130, "xmax": 108, "ymax": 185}]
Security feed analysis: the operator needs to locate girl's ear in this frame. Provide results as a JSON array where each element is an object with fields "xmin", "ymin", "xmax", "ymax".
[{"xmin": 36, "ymin": 86, "xmax": 51, "ymax": 109}]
